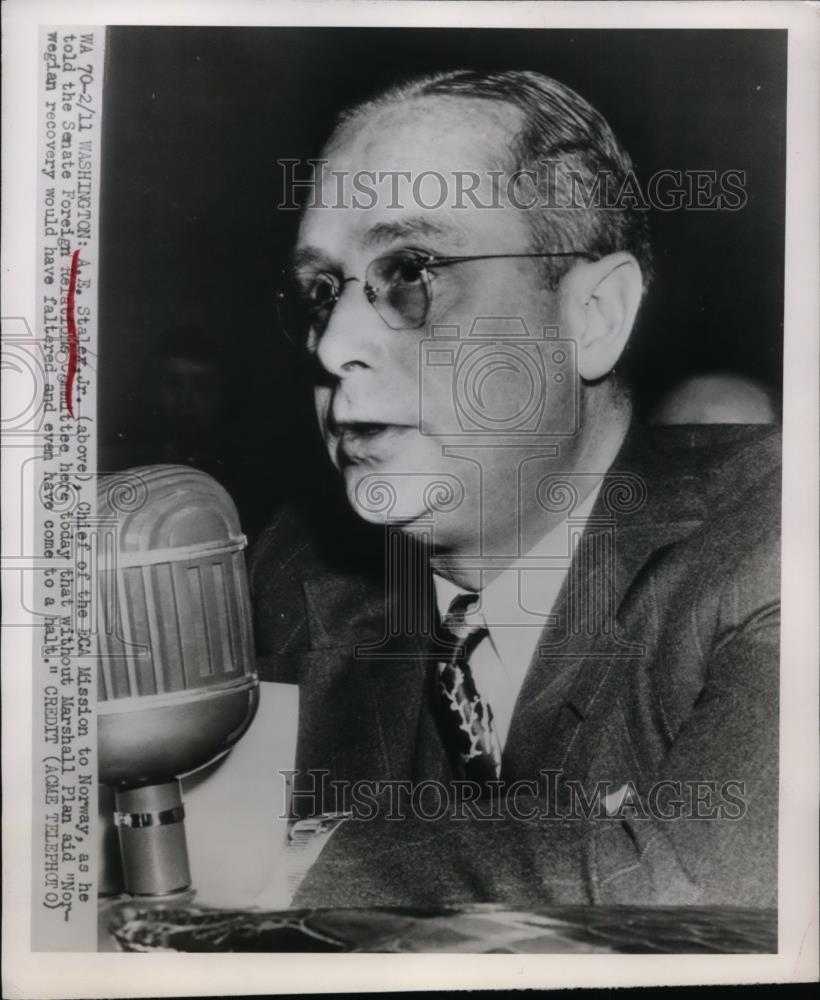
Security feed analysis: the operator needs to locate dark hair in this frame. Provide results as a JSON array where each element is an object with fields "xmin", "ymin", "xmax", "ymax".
[{"xmin": 335, "ymin": 69, "xmax": 653, "ymax": 291}]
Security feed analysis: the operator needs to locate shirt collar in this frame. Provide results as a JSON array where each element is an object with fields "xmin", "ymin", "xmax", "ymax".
[{"xmin": 433, "ymin": 483, "xmax": 601, "ymax": 666}]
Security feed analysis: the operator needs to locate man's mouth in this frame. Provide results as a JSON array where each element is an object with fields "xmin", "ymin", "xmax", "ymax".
[{"xmin": 335, "ymin": 422, "xmax": 409, "ymax": 464}]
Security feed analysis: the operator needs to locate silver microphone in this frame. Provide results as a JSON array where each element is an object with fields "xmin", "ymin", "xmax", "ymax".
[{"xmin": 94, "ymin": 465, "xmax": 259, "ymax": 898}]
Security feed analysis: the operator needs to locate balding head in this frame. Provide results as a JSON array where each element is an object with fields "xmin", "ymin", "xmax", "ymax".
[{"xmin": 651, "ymin": 374, "xmax": 776, "ymax": 426}]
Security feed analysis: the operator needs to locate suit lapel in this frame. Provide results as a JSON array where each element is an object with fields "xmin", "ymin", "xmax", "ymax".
[
  {"xmin": 502, "ymin": 424, "xmax": 709, "ymax": 781},
  {"xmin": 298, "ymin": 536, "xmax": 442, "ymax": 785}
]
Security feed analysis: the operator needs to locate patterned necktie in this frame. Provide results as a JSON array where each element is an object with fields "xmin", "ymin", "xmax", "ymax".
[{"xmin": 431, "ymin": 592, "xmax": 502, "ymax": 786}]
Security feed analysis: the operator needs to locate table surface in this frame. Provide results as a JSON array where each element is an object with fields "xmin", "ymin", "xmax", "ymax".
[{"xmin": 102, "ymin": 900, "xmax": 777, "ymax": 954}]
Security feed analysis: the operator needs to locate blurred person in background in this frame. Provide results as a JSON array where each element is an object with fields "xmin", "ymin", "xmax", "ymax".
[{"xmin": 650, "ymin": 372, "xmax": 777, "ymax": 426}]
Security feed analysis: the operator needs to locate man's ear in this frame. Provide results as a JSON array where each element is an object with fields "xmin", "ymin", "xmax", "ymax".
[{"xmin": 560, "ymin": 252, "xmax": 643, "ymax": 381}]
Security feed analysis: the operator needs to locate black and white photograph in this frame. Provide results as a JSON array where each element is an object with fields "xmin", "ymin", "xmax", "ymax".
[{"xmin": 2, "ymin": 1, "xmax": 818, "ymax": 995}]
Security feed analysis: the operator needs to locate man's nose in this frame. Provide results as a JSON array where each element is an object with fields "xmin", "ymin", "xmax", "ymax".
[{"xmin": 314, "ymin": 281, "xmax": 384, "ymax": 378}]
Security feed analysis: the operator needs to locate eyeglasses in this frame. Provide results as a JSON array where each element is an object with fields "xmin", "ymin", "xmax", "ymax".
[{"xmin": 276, "ymin": 247, "xmax": 599, "ymax": 350}]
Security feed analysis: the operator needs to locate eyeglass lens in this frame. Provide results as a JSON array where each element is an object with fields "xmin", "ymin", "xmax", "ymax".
[
  {"xmin": 279, "ymin": 251, "xmax": 432, "ymax": 348},
  {"xmin": 365, "ymin": 253, "xmax": 430, "ymax": 330}
]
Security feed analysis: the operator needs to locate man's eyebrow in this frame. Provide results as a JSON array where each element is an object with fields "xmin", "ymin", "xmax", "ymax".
[
  {"xmin": 291, "ymin": 246, "xmax": 333, "ymax": 269},
  {"xmin": 362, "ymin": 217, "xmax": 466, "ymax": 249},
  {"xmin": 291, "ymin": 218, "xmax": 466, "ymax": 268}
]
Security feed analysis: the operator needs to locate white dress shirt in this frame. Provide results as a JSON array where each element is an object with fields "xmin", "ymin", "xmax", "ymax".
[{"xmin": 432, "ymin": 485, "xmax": 600, "ymax": 749}]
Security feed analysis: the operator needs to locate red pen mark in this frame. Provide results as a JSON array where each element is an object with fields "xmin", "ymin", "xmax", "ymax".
[{"xmin": 65, "ymin": 248, "xmax": 81, "ymax": 417}]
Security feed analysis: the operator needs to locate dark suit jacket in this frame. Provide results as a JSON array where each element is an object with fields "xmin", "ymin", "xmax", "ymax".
[{"xmin": 250, "ymin": 424, "xmax": 780, "ymax": 909}]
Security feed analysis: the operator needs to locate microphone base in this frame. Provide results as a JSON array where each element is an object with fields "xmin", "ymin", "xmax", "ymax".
[{"xmin": 114, "ymin": 781, "xmax": 192, "ymax": 897}]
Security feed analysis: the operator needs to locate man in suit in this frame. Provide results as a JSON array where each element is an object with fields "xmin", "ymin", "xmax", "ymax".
[{"xmin": 251, "ymin": 70, "xmax": 779, "ymax": 908}]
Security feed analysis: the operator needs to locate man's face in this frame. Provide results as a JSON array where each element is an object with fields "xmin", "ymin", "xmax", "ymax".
[{"xmin": 295, "ymin": 96, "xmax": 573, "ymax": 548}]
